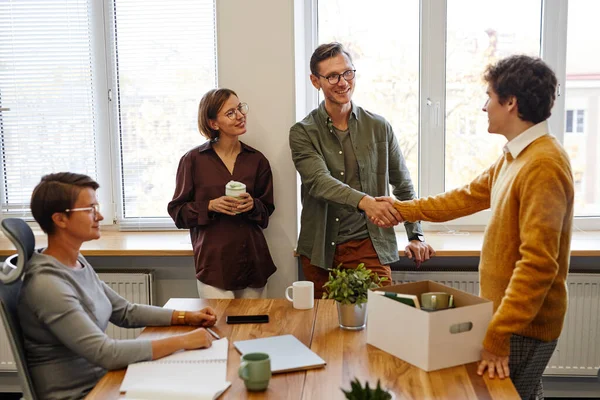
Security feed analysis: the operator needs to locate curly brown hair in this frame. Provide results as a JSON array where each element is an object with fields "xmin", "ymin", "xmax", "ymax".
[{"xmin": 483, "ymin": 55, "xmax": 557, "ymax": 124}]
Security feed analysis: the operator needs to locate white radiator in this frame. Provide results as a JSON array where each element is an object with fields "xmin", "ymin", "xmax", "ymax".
[
  {"xmin": 391, "ymin": 270, "xmax": 600, "ymax": 377},
  {"xmin": 0, "ymin": 271, "xmax": 154, "ymax": 371},
  {"xmin": 546, "ymin": 273, "xmax": 600, "ymax": 376},
  {"xmin": 97, "ymin": 272, "xmax": 155, "ymax": 340},
  {"xmin": 391, "ymin": 270, "xmax": 480, "ymax": 294}
]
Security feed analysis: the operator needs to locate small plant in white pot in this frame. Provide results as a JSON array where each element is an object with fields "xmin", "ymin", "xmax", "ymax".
[{"xmin": 322, "ymin": 263, "xmax": 386, "ymax": 330}]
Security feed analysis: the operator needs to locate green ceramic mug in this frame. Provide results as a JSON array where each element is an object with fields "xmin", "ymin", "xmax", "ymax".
[
  {"xmin": 238, "ymin": 352, "xmax": 271, "ymax": 391},
  {"xmin": 421, "ymin": 292, "xmax": 454, "ymax": 311}
]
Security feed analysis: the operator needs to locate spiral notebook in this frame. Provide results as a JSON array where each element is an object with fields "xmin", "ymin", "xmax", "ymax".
[{"xmin": 120, "ymin": 338, "xmax": 230, "ymax": 398}]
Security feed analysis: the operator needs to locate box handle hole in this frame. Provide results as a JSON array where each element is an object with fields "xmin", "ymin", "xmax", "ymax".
[{"xmin": 449, "ymin": 322, "xmax": 473, "ymax": 334}]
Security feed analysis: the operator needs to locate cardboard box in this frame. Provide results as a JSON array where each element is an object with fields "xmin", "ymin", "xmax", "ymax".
[{"xmin": 366, "ymin": 281, "xmax": 493, "ymax": 372}]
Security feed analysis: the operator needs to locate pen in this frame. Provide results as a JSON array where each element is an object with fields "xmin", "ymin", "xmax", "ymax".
[{"xmin": 206, "ymin": 327, "xmax": 221, "ymax": 340}]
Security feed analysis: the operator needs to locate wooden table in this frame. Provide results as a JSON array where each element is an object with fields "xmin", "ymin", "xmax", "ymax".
[{"xmin": 86, "ymin": 299, "xmax": 519, "ymax": 400}]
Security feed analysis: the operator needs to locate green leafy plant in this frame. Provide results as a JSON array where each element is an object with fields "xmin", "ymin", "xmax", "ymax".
[
  {"xmin": 322, "ymin": 263, "xmax": 386, "ymax": 306},
  {"xmin": 342, "ymin": 378, "xmax": 393, "ymax": 400}
]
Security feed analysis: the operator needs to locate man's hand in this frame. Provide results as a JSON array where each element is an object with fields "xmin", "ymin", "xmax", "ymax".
[
  {"xmin": 405, "ymin": 241, "xmax": 435, "ymax": 268},
  {"xmin": 359, "ymin": 195, "xmax": 402, "ymax": 228},
  {"xmin": 368, "ymin": 196, "xmax": 405, "ymax": 227},
  {"xmin": 477, "ymin": 348, "xmax": 510, "ymax": 379}
]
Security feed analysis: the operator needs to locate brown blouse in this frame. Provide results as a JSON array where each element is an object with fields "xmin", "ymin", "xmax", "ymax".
[{"xmin": 168, "ymin": 141, "xmax": 277, "ymax": 290}]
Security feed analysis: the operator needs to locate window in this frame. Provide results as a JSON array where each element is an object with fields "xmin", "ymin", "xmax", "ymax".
[
  {"xmin": 566, "ymin": 109, "xmax": 585, "ymax": 134},
  {"xmin": 0, "ymin": 0, "xmax": 99, "ymax": 216},
  {"xmin": 110, "ymin": 0, "xmax": 216, "ymax": 225},
  {"xmin": 564, "ymin": 0, "xmax": 600, "ymax": 217},
  {"xmin": 576, "ymin": 110, "xmax": 585, "ymax": 133},
  {"xmin": 315, "ymin": 0, "xmax": 600, "ymax": 225},
  {"xmin": 0, "ymin": 0, "xmax": 217, "ymax": 228},
  {"xmin": 317, "ymin": 0, "xmax": 420, "ymax": 193},
  {"xmin": 445, "ymin": 0, "xmax": 541, "ymax": 191},
  {"xmin": 566, "ymin": 110, "xmax": 574, "ymax": 133}
]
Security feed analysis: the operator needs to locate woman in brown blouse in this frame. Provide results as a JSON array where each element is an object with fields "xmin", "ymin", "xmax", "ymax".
[{"xmin": 168, "ymin": 88, "xmax": 277, "ymax": 299}]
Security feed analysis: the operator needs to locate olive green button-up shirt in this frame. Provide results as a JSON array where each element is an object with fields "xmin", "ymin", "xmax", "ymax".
[{"xmin": 289, "ymin": 101, "xmax": 423, "ymax": 269}]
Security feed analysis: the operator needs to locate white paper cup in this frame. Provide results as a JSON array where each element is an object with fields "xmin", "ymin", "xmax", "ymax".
[{"xmin": 225, "ymin": 181, "xmax": 246, "ymax": 214}]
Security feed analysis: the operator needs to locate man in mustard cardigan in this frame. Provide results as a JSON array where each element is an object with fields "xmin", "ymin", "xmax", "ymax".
[{"xmin": 379, "ymin": 55, "xmax": 574, "ymax": 399}]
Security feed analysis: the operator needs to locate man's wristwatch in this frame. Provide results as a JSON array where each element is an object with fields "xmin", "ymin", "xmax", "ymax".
[{"xmin": 409, "ymin": 234, "xmax": 425, "ymax": 242}]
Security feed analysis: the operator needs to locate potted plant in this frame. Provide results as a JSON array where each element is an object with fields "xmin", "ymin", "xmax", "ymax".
[
  {"xmin": 322, "ymin": 263, "xmax": 386, "ymax": 330},
  {"xmin": 342, "ymin": 378, "xmax": 395, "ymax": 400}
]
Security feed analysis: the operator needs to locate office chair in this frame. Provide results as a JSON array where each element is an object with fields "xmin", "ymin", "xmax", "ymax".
[{"xmin": 0, "ymin": 218, "xmax": 38, "ymax": 400}]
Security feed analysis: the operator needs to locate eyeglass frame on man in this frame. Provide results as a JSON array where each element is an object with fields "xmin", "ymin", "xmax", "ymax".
[
  {"xmin": 223, "ymin": 103, "xmax": 249, "ymax": 120},
  {"xmin": 64, "ymin": 204, "xmax": 100, "ymax": 218},
  {"xmin": 316, "ymin": 69, "xmax": 356, "ymax": 85}
]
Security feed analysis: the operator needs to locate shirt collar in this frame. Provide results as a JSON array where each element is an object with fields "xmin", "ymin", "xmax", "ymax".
[
  {"xmin": 317, "ymin": 101, "xmax": 359, "ymax": 126},
  {"xmin": 503, "ymin": 120, "xmax": 549, "ymax": 159},
  {"xmin": 197, "ymin": 140, "xmax": 256, "ymax": 153}
]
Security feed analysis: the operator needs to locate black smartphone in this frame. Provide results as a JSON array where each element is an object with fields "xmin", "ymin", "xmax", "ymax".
[{"xmin": 226, "ymin": 314, "xmax": 269, "ymax": 324}]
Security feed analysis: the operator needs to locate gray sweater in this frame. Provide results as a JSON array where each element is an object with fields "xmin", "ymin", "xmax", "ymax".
[{"xmin": 18, "ymin": 251, "xmax": 173, "ymax": 400}]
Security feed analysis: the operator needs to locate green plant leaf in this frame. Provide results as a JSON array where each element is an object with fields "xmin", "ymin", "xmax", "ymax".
[{"xmin": 322, "ymin": 263, "xmax": 386, "ymax": 305}]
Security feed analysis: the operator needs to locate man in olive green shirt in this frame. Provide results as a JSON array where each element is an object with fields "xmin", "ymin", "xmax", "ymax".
[{"xmin": 289, "ymin": 42, "xmax": 435, "ymax": 298}]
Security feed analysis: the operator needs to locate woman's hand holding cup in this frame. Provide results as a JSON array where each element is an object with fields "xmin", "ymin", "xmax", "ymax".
[
  {"xmin": 208, "ymin": 196, "xmax": 239, "ymax": 215},
  {"xmin": 236, "ymin": 193, "xmax": 254, "ymax": 213}
]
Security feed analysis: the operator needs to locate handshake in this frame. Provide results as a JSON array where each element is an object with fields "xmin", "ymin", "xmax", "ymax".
[{"xmin": 358, "ymin": 195, "xmax": 405, "ymax": 228}]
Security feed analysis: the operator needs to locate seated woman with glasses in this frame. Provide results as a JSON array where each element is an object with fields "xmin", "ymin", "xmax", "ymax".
[
  {"xmin": 168, "ymin": 88, "xmax": 276, "ymax": 299},
  {"xmin": 18, "ymin": 172, "xmax": 218, "ymax": 400}
]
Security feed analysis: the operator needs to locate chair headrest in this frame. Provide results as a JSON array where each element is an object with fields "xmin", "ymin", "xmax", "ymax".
[{"xmin": 0, "ymin": 218, "xmax": 35, "ymax": 284}]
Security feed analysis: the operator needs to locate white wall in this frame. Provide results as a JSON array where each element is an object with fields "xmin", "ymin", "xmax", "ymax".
[{"xmin": 216, "ymin": 0, "xmax": 298, "ymax": 297}]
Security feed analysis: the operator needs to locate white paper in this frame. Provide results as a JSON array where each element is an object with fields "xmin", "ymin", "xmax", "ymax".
[
  {"xmin": 125, "ymin": 381, "xmax": 231, "ymax": 400},
  {"xmin": 149, "ymin": 338, "xmax": 228, "ymax": 363},
  {"xmin": 121, "ymin": 338, "xmax": 229, "ymax": 395}
]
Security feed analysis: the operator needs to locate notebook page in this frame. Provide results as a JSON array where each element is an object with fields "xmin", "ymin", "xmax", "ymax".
[
  {"xmin": 120, "ymin": 338, "xmax": 228, "ymax": 393},
  {"xmin": 149, "ymin": 337, "xmax": 228, "ymax": 363},
  {"xmin": 125, "ymin": 381, "xmax": 231, "ymax": 400}
]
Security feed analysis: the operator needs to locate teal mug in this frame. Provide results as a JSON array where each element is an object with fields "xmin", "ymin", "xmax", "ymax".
[{"xmin": 238, "ymin": 352, "xmax": 271, "ymax": 391}]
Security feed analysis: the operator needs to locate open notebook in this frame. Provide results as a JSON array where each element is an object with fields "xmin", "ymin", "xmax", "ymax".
[
  {"xmin": 121, "ymin": 338, "xmax": 230, "ymax": 400},
  {"xmin": 234, "ymin": 334, "xmax": 326, "ymax": 373}
]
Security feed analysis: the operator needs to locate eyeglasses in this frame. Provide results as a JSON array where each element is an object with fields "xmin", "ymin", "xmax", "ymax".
[
  {"xmin": 223, "ymin": 103, "xmax": 249, "ymax": 120},
  {"xmin": 65, "ymin": 204, "xmax": 100, "ymax": 218},
  {"xmin": 317, "ymin": 69, "xmax": 356, "ymax": 85}
]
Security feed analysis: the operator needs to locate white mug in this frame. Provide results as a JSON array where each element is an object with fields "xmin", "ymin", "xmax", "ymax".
[{"xmin": 285, "ymin": 281, "xmax": 314, "ymax": 310}]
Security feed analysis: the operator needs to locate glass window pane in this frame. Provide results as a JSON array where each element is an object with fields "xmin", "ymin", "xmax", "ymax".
[
  {"xmin": 564, "ymin": 0, "xmax": 600, "ymax": 217},
  {"xmin": 566, "ymin": 110, "xmax": 574, "ymax": 133},
  {"xmin": 576, "ymin": 110, "xmax": 585, "ymax": 133},
  {"xmin": 445, "ymin": 0, "xmax": 541, "ymax": 191},
  {"xmin": 112, "ymin": 0, "xmax": 216, "ymax": 220},
  {"xmin": 318, "ymin": 0, "xmax": 420, "ymax": 193},
  {"xmin": 0, "ymin": 0, "xmax": 97, "ymax": 215}
]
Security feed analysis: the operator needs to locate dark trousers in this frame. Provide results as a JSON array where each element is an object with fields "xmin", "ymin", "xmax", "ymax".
[{"xmin": 510, "ymin": 334, "xmax": 558, "ymax": 400}]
